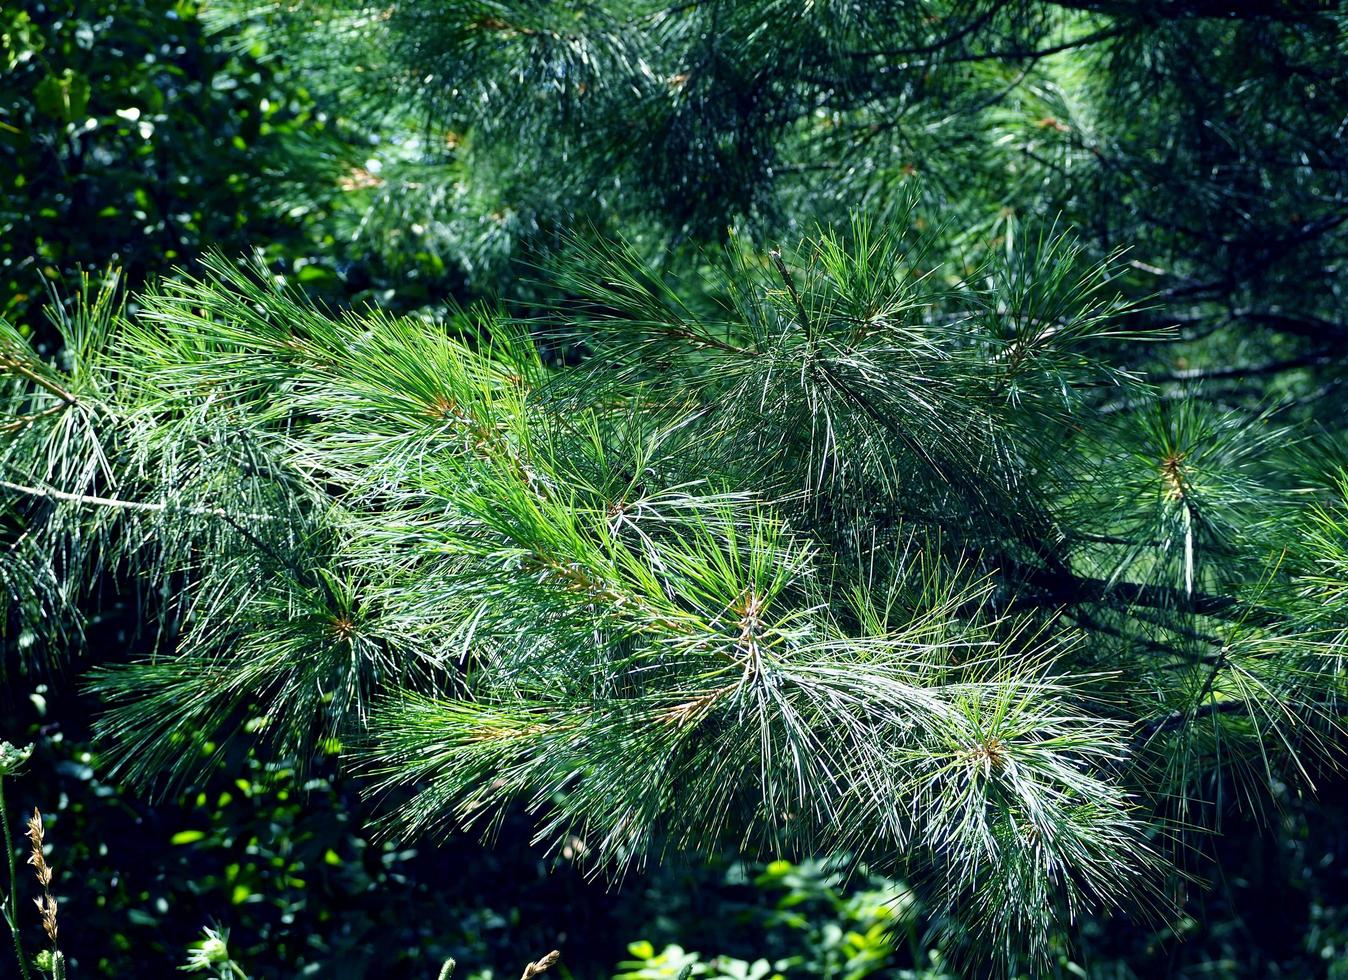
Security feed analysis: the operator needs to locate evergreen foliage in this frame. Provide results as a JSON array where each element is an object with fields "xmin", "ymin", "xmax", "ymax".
[{"xmin": 4, "ymin": 0, "xmax": 1348, "ymax": 974}]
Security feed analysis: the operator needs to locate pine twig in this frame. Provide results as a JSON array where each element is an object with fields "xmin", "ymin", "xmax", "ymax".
[
  {"xmin": 770, "ymin": 249, "xmax": 815, "ymax": 344},
  {"xmin": 0, "ymin": 403, "xmax": 70, "ymax": 435},
  {"xmin": 0, "ymin": 479, "xmax": 276, "ymax": 522},
  {"xmin": 0, "ymin": 356, "xmax": 79, "ymax": 408}
]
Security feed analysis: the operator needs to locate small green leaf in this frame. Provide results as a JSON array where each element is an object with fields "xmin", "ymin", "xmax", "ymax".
[{"xmin": 34, "ymin": 69, "xmax": 91, "ymax": 122}]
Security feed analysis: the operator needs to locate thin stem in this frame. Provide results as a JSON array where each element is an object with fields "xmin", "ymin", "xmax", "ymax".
[
  {"xmin": 0, "ymin": 357, "xmax": 79, "ymax": 407},
  {"xmin": 0, "ymin": 778, "xmax": 32, "ymax": 980},
  {"xmin": 0, "ymin": 479, "xmax": 275, "ymax": 522},
  {"xmin": 769, "ymin": 249, "xmax": 815, "ymax": 345},
  {"xmin": 1154, "ymin": 349, "xmax": 1332, "ymax": 382},
  {"xmin": 0, "ymin": 479, "xmax": 166, "ymax": 514},
  {"xmin": 856, "ymin": 23, "xmax": 1128, "ymax": 62},
  {"xmin": 650, "ymin": 324, "xmax": 760, "ymax": 358},
  {"xmin": 0, "ymin": 403, "xmax": 70, "ymax": 435},
  {"xmin": 1128, "ymin": 698, "xmax": 1250, "ymax": 756}
]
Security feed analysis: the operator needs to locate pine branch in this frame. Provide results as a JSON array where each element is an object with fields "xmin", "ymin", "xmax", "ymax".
[
  {"xmin": 1046, "ymin": 0, "xmax": 1329, "ymax": 22},
  {"xmin": 0, "ymin": 355, "xmax": 79, "ymax": 407},
  {"xmin": 1130, "ymin": 699, "xmax": 1269, "ymax": 755},
  {"xmin": 860, "ymin": 24, "xmax": 1132, "ymax": 65},
  {"xmin": 1154, "ymin": 349, "xmax": 1333, "ymax": 383},
  {"xmin": 0, "ymin": 479, "xmax": 277, "ymax": 522},
  {"xmin": 4, "ymin": 195, "xmax": 1342, "ymax": 972}
]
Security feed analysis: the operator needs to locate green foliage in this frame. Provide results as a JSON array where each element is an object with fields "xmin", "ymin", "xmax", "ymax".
[
  {"xmin": 3, "ymin": 210, "xmax": 1339, "ymax": 971},
  {"xmin": 0, "ymin": 1, "xmax": 314, "ymax": 334},
  {"xmin": 0, "ymin": 691, "xmax": 646, "ymax": 977},
  {"xmin": 6, "ymin": 0, "xmax": 1348, "ymax": 975},
  {"xmin": 617, "ymin": 943, "xmax": 784, "ymax": 980},
  {"xmin": 616, "ymin": 859, "xmax": 921, "ymax": 980}
]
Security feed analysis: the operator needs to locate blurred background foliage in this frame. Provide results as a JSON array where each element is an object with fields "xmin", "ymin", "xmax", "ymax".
[
  {"xmin": 0, "ymin": 0, "xmax": 471, "ymax": 349},
  {"xmin": 4, "ymin": 0, "xmax": 1348, "ymax": 977},
  {"xmin": 1, "ymin": 0, "xmax": 306, "ymax": 336}
]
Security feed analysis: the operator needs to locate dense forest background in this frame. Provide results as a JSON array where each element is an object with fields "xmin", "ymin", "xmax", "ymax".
[{"xmin": 4, "ymin": 1, "xmax": 1348, "ymax": 977}]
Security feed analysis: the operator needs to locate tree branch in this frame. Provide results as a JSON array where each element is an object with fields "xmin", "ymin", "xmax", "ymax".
[
  {"xmin": 1129, "ymin": 699, "xmax": 1256, "ymax": 757},
  {"xmin": 0, "ymin": 479, "xmax": 275, "ymax": 522},
  {"xmin": 1046, "ymin": 0, "xmax": 1330, "ymax": 22},
  {"xmin": 1015, "ymin": 563, "xmax": 1244, "ymax": 619},
  {"xmin": 1153, "ymin": 348, "xmax": 1333, "ymax": 383},
  {"xmin": 769, "ymin": 249, "xmax": 814, "ymax": 344},
  {"xmin": 0, "ymin": 356, "xmax": 79, "ymax": 407}
]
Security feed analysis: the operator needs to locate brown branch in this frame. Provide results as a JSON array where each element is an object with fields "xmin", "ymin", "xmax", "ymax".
[
  {"xmin": 0, "ymin": 356, "xmax": 79, "ymax": 406},
  {"xmin": 848, "ymin": 8, "xmax": 1000, "ymax": 59},
  {"xmin": 1047, "ymin": 0, "xmax": 1331, "ymax": 21},
  {"xmin": 857, "ymin": 24, "xmax": 1129, "ymax": 64},
  {"xmin": 0, "ymin": 402, "xmax": 70, "ymax": 434}
]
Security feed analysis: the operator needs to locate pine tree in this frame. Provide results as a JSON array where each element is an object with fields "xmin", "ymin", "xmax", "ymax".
[{"xmin": 5, "ymin": 0, "xmax": 1348, "ymax": 973}]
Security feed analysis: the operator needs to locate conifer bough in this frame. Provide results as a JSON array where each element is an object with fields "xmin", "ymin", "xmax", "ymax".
[{"xmin": 4, "ymin": 213, "xmax": 1345, "ymax": 969}]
